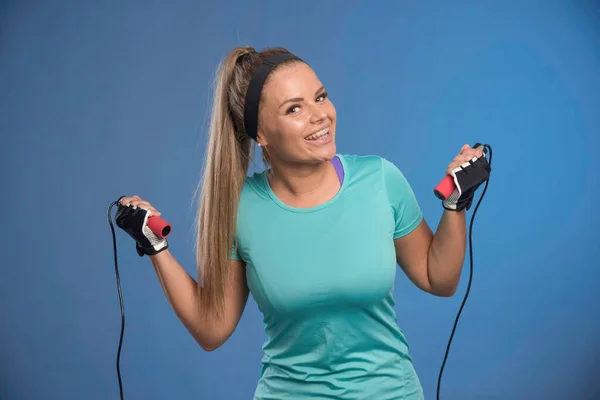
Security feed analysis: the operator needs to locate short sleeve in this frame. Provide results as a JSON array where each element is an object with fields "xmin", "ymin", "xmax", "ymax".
[{"xmin": 382, "ymin": 158, "xmax": 424, "ymax": 239}]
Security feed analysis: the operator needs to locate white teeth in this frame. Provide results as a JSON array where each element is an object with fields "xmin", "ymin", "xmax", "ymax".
[{"xmin": 306, "ymin": 127, "xmax": 330, "ymax": 140}]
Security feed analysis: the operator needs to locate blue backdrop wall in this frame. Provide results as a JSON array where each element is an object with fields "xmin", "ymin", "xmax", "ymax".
[{"xmin": 2, "ymin": 1, "xmax": 599, "ymax": 399}]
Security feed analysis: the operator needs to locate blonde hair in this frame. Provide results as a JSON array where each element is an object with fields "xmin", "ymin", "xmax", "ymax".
[{"xmin": 195, "ymin": 46, "xmax": 301, "ymax": 318}]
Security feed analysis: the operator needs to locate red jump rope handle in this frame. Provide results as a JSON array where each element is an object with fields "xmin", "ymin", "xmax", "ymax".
[
  {"xmin": 146, "ymin": 215, "xmax": 172, "ymax": 238},
  {"xmin": 434, "ymin": 175, "xmax": 456, "ymax": 200},
  {"xmin": 433, "ymin": 142, "xmax": 484, "ymax": 200}
]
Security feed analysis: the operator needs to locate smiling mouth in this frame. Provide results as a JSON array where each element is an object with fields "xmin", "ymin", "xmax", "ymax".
[{"xmin": 304, "ymin": 126, "xmax": 331, "ymax": 141}]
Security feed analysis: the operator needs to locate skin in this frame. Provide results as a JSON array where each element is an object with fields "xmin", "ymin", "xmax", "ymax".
[
  {"xmin": 256, "ymin": 62, "xmax": 340, "ymax": 208},
  {"xmin": 395, "ymin": 143, "xmax": 484, "ymax": 297},
  {"xmin": 118, "ymin": 61, "xmax": 484, "ymax": 351}
]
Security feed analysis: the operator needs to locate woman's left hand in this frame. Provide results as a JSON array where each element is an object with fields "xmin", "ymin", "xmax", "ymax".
[{"xmin": 446, "ymin": 144, "xmax": 485, "ymax": 176}]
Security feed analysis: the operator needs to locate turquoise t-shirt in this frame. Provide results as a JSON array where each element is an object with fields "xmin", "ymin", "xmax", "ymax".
[{"xmin": 232, "ymin": 154, "xmax": 425, "ymax": 400}]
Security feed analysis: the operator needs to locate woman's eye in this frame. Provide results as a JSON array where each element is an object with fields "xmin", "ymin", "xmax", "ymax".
[
  {"xmin": 287, "ymin": 105, "xmax": 300, "ymax": 114},
  {"xmin": 316, "ymin": 92, "xmax": 328, "ymax": 102}
]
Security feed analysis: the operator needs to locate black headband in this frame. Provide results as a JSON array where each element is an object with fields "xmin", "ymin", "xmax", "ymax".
[{"xmin": 243, "ymin": 53, "xmax": 301, "ymax": 141}]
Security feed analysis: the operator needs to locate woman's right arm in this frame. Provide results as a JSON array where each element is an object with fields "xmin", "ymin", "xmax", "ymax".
[
  {"xmin": 149, "ymin": 250, "xmax": 249, "ymax": 352},
  {"xmin": 116, "ymin": 195, "xmax": 249, "ymax": 351}
]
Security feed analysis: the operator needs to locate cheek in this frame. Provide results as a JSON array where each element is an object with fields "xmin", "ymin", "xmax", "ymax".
[{"xmin": 278, "ymin": 116, "xmax": 309, "ymax": 139}]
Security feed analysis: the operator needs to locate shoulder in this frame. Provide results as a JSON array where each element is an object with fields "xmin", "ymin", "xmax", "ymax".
[
  {"xmin": 337, "ymin": 153, "xmax": 403, "ymax": 181},
  {"xmin": 239, "ymin": 170, "xmax": 269, "ymax": 203},
  {"xmin": 338, "ymin": 153, "xmax": 384, "ymax": 169},
  {"xmin": 340, "ymin": 153, "xmax": 416, "ymax": 202},
  {"xmin": 235, "ymin": 171, "xmax": 271, "ymax": 234}
]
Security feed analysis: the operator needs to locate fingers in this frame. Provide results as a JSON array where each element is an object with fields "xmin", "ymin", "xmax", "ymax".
[
  {"xmin": 119, "ymin": 195, "xmax": 138, "ymax": 206},
  {"xmin": 119, "ymin": 195, "xmax": 161, "ymax": 217},
  {"xmin": 459, "ymin": 144, "xmax": 484, "ymax": 157},
  {"xmin": 446, "ymin": 144, "xmax": 484, "ymax": 175},
  {"xmin": 446, "ymin": 164, "xmax": 460, "ymax": 176}
]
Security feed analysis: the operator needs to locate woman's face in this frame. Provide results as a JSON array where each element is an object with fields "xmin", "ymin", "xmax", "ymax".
[{"xmin": 257, "ymin": 62, "xmax": 337, "ymax": 166}]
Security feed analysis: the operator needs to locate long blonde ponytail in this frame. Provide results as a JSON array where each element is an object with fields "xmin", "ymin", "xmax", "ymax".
[{"xmin": 195, "ymin": 46, "xmax": 298, "ymax": 318}]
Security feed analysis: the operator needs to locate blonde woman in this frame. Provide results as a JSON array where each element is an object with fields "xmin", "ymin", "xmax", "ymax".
[{"xmin": 116, "ymin": 46, "xmax": 488, "ymax": 400}]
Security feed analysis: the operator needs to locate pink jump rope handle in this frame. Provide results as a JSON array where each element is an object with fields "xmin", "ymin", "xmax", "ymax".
[
  {"xmin": 433, "ymin": 175, "xmax": 456, "ymax": 200},
  {"xmin": 146, "ymin": 215, "xmax": 172, "ymax": 239},
  {"xmin": 433, "ymin": 143, "xmax": 484, "ymax": 200}
]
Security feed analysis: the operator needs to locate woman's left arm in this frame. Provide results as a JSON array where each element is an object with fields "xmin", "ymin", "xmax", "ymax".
[
  {"xmin": 394, "ymin": 144, "xmax": 483, "ymax": 297},
  {"xmin": 394, "ymin": 212, "xmax": 466, "ymax": 297}
]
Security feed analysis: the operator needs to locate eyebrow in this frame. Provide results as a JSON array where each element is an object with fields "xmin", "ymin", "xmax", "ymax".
[{"xmin": 278, "ymin": 85, "xmax": 326, "ymax": 109}]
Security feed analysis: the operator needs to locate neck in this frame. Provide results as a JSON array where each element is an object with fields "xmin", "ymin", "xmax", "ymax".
[{"xmin": 268, "ymin": 158, "xmax": 340, "ymax": 207}]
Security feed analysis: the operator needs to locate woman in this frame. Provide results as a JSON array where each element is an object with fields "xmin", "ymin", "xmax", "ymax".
[{"xmin": 116, "ymin": 46, "xmax": 486, "ymax": 399}]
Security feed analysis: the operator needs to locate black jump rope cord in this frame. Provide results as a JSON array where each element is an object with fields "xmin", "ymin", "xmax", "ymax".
[
  {"xmin": 107, "ymin": 145, "xmax": 492, "ymax": 400},
  {"xmin": 107, "ymin": 202, "xmax": 125, "ymax": 400},
  {"xmin": 436, "ymin": 144, "xmax": 493, "ymax": 400}
]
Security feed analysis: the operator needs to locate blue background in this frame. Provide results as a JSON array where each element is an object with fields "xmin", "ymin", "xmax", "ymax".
[{"xmin": 2, "ymin": 1, "xmax": 599, "ymax": 399}]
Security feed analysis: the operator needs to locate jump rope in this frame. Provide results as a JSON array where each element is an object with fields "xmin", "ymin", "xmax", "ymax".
[{"xmin": 107, "ymin": 143, "xmax": 492, "ymax": 399}]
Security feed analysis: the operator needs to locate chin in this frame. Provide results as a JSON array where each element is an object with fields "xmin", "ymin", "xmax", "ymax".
[
  {"xmin": 312, "ymin": 147, "xmax": 337, "ymax": 164},
  {"xmin": 288, "ymin": 135, "xmax": 337, "ymax": 164},
  {"xmin": 324, "ymin": 145, "xmax": 337, "ymax": 159}
]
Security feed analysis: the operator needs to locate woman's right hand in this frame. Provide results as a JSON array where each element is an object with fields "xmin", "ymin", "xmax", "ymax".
[{"xmin": 116, "ymin": 195, "xmax": 169, "ymax": 257}]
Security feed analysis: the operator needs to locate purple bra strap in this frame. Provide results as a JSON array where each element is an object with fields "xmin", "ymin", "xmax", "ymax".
[{"xmin": 331, "ymin": 156, "xmax": 344, "ymax": 185}]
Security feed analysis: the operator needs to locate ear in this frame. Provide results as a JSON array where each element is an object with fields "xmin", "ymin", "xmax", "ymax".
[{"xmin": 256, "ymin": 129, "xmax": 268, "ymax": 148}]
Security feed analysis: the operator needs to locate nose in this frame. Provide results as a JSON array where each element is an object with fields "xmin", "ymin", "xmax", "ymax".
[{"xmin": 308, "ymin": 103, "xmax": 327, "ymax": 124}]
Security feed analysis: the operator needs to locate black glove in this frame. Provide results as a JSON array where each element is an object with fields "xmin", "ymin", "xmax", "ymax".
[
  {"xmin": 115, "ymin": 198, "xmax": 168, "ymax": 257},
  {"xmin": 443, "ymin": 153, "xmax": 491, "ymax": 212}
]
